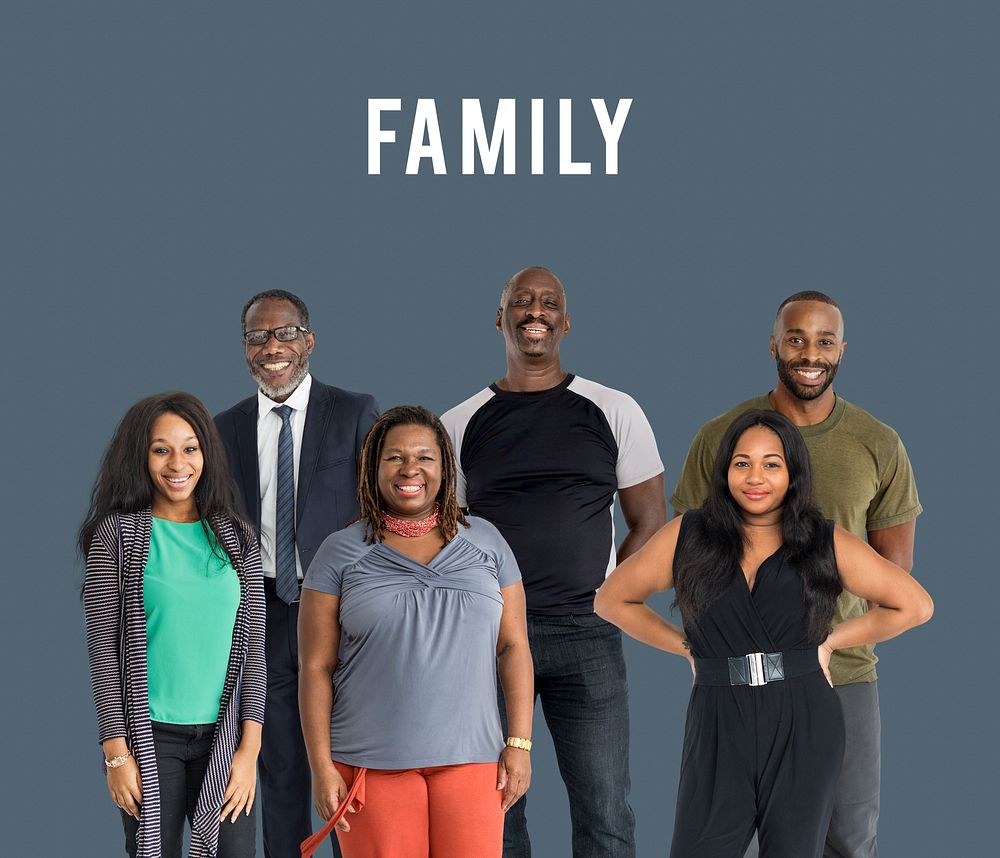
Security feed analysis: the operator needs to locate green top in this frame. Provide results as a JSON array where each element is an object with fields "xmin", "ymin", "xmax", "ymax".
[
  {"xmin": 144, "ymin": 518, "xmax": 241, "ymax": 724},
  {"xmin": 671, "ymin": 394, "xmax": 922, "ymax": 685}
]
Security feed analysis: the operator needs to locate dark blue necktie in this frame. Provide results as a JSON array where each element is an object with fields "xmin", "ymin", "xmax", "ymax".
[{"xmin": 273, "ymin": 405, "xmax": 298, "ymax": 604}]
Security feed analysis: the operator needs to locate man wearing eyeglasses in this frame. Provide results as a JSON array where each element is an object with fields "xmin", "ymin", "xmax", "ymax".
[{"xmin": 216, "ymin": 289, "xmax": 378, "ymax": 858}]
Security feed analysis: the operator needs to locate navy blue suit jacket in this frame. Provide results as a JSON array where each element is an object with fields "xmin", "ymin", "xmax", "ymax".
[{"xmin": 215, "ymin": 379, "xmax": 379, "ymax": 576}]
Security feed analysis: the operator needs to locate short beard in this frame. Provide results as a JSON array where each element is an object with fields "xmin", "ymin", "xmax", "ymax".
[
  {"xmin": 514, "ymin": 324, "xmax": 554, "ymax": 358},
  {"xmin": 251, "ymin": 356, "xmax": 309, "ymax": 401},
  {"xmin": 775, "ymin": 354, "xmax": 839, "ymax": 401}
]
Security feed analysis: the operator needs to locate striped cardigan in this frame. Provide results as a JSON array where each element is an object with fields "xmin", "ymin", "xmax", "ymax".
[{"xmin": 84, "ymin": 508, "xmax": 266, "ymax": 858}]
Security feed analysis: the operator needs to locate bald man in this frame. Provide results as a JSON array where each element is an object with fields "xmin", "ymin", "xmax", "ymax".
[{"xmin": 442, "ymin": 267, "xmax": 666, "ymax": 858}]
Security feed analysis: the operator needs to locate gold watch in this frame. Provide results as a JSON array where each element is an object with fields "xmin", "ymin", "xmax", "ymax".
[{"xmin": 505, "ymin": 736, "xmax": 532, "ymax": 752}]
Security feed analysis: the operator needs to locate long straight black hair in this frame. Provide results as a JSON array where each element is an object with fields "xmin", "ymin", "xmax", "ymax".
[
  {"xmin": 79, "ymin": 391, "xmax": 247, "ymax": 564},
  {"xmin": 673, "ymin": 409, "xmax": 841, "ymax": 641}
]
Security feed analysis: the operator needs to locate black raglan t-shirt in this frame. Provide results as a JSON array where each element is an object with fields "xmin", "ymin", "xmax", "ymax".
[{"xmin": 441, "ymin": 375, "xmax": 663, "ymax": 615}]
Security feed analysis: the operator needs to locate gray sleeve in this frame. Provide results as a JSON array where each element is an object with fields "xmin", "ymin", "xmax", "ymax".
[
  {"xmin": 611, "ymin": 395, "xmax": 663, "ymax": 488},
  {"xmin": 467, "ymin": 518, "xmax": 522, "ymax": 588},
  {"xmin": 567, "ymin": 377, "xmax": 663, "ymax": 488},
  {"xmin": 303, "ymin": 526, "xmax": 365, "ymax": 596},
  {"xmin": 495, "ymin": 533, "xmax": 522, "ymax": 589},
  {"xmin": 441, "ymin": 388, "xmax": 496, "ymax": 509}
]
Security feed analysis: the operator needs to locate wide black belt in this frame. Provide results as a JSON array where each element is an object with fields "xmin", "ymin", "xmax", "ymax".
[{"xmin": 693, "ymin": 648, "xmax": 819, "ymax": 687}]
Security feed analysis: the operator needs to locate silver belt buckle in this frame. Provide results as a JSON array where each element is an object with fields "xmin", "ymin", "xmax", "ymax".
[{"xmin": 747, "ymin": 652, "xmax": 766, "ymax": 686}]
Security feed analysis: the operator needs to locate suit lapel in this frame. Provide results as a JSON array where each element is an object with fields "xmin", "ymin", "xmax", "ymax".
[
  {"xmin": 235, "ymin": 398, "xmax": 262, "ymax": 529},
  {"xmin": 297, "ymin": 382, "xmax": 337, "ymax": 525}
]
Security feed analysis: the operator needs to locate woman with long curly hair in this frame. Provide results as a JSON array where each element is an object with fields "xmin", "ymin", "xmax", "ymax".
[
  {"xmin": 81, "ymin": 392, "xmax": 265, "ymax": 858},
  {"xmin": 595, "ymin": 409, "xmax": 932, "ymax": 858},
  {"xmin": 298, "ymin": 405, "xmax": 533, "ymax": 858}
]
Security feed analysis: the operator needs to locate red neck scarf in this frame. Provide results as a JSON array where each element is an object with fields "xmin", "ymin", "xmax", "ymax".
[{"xmin": 383, "ymin": 503, "xmax": 440, "ymax": 538}]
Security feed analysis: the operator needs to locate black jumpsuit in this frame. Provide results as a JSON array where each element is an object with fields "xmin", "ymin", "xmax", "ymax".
[{"xmin": 669, "ymin": 512, "xmax": 846, "ymax": 858}]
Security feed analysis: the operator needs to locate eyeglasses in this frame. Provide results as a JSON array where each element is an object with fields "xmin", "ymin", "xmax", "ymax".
[{"xmin": 243, "ymin": 325, "xmax": 310, "ymax": 346}]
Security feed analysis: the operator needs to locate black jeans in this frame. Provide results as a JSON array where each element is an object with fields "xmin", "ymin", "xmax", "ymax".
[
  {"xmin": 121, "ymin": 721, "xmax": 256, "ymax": 858},
  {"xmin": 499, "ymin": 613, "xmax": 636, "ymax": 858}
]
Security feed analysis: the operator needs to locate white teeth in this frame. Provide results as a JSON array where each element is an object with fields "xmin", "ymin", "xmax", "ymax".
[
  {"xmin": 797, "ymin": 369, "xmax": 822, "ymax": 378},
  {"xmin": 523, "ymin": 327, "xmax": 547, "ymax": 334},
  {"xmin": 397, "ymin": 485, "xmax": 423, "ymax": 493},
  {"xmin": 165, "ymin": 476, "xmax": 190, "ymax": 484},
  {"xmin": 263, "ymin": 362, "xmax": 291, "ymax": 371}
]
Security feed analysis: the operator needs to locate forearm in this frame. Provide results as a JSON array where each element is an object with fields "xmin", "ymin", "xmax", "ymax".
[
  {"xmin": 237, "ymin": 720, "xmax": 262, "ymax": 755},
  {"xmin": 825, "ymin": 604, "xmax": 926, "ymax": 652},
  {"xmin": 84, "ymin": 535, "xmax": 128, "ymax": 741},
  {"xmin": 86, "ymin": 599, "xmax": 125, "ymax": 736},
  {"xmin": 240, "ymin": 553, "xmax": 267, "ymax": 723},
  {"xmin": 298, "ymin": 664, "xmax": 335, "ymax": 769},
  {"xmin": 600, "ymin": 601, "xmax": 688, "ymax": 658},
  {"xmin": 497, "ymin": 643, "xmax": 534, "ymax": 739},
  {"xmin": 102, "ymin": 737, "xmax": 129, "ymax": 758}
]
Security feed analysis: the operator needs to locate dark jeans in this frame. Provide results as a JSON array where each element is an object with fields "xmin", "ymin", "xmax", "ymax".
[
  {"xmin": 121, "ymin": 721, "xmax": 255, "ymax": 858},
  {"xmin": 261, "ymin": 580, "xmax": 341, "ymax": 858},
  {"xmin": 499, "ymin": 613, "xmax": 636, "ymax": 858}
]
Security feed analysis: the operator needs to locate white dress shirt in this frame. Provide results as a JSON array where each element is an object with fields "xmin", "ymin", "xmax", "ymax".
[{"xmin": 256, "ymin": 373, "xmax": 312, "ymax": 579}]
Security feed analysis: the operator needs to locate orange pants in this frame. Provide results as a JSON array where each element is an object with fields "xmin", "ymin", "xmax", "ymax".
[{"xmin": 333, "ymin": 761, "xmax": 503, "ymax": 858}]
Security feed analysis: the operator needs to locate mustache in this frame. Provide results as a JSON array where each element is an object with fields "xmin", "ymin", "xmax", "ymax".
[{"xmin": 787, "ymin": 359, "xmax": 832, "ymax": 370}]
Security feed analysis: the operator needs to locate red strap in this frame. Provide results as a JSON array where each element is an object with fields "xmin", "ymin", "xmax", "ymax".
[{"xmin": 300, "ymin": 768, "xmax": 367, "ymax": 857}]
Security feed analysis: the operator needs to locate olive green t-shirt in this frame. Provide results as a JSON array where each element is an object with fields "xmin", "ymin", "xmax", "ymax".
[{"xmin": 670, "ymin": 394, "xmax": 922, "ymax": 685}]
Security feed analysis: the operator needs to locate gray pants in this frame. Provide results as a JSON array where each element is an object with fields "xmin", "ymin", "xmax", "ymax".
[{"xmin": 743, "ymin": 681, "xmax": 880, "ymax": 858}]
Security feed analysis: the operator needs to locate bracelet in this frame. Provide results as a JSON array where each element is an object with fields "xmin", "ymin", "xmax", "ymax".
[
  {"xmin": 505, "ymin": 736, "xmax": 532, "ymax": 752},
  {"xmin": 105, "ymin": 752, "xmax": 131, "ymax": 769}
]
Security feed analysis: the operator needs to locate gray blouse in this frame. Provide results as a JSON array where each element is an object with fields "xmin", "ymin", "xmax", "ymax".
[{"xmin": 303, "ymin": 516, "xmax": 521, "ymax": 769}]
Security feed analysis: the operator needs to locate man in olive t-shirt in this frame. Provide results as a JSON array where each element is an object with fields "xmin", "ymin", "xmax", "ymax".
[{"xmin": 671, "ymin": 292, "xmax": 921, "ymax": 858}]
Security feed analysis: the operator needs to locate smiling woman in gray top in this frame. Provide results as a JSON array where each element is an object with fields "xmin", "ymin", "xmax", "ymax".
[{"xmin": 298, "ymin": 405, "xmax": 534, "ymax": 858}]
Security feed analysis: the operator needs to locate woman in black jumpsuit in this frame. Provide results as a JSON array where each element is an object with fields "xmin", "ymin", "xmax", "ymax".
[
  {"xmin": 669, "ymin": 511, "xmax": 844, "ymax": 856},
  {"xmin": 595, "ymin": 410, "xmax": 933, "ymax": 858}
]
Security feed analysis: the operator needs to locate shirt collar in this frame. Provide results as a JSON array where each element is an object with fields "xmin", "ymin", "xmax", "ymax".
[{"xmin": 257, "ymin": 373, "xmax": 313, "ymax": 419}]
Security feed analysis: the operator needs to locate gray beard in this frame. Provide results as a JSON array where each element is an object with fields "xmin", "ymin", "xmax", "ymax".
[{"xmin": 252, "ymin": 357, "xmax": 309, "ymax": 401}]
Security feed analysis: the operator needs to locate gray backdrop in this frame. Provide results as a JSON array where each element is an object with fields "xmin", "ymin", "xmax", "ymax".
[{"xmin": 2, "ymin": 2, "xmax": 996, "ymax": 855}]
